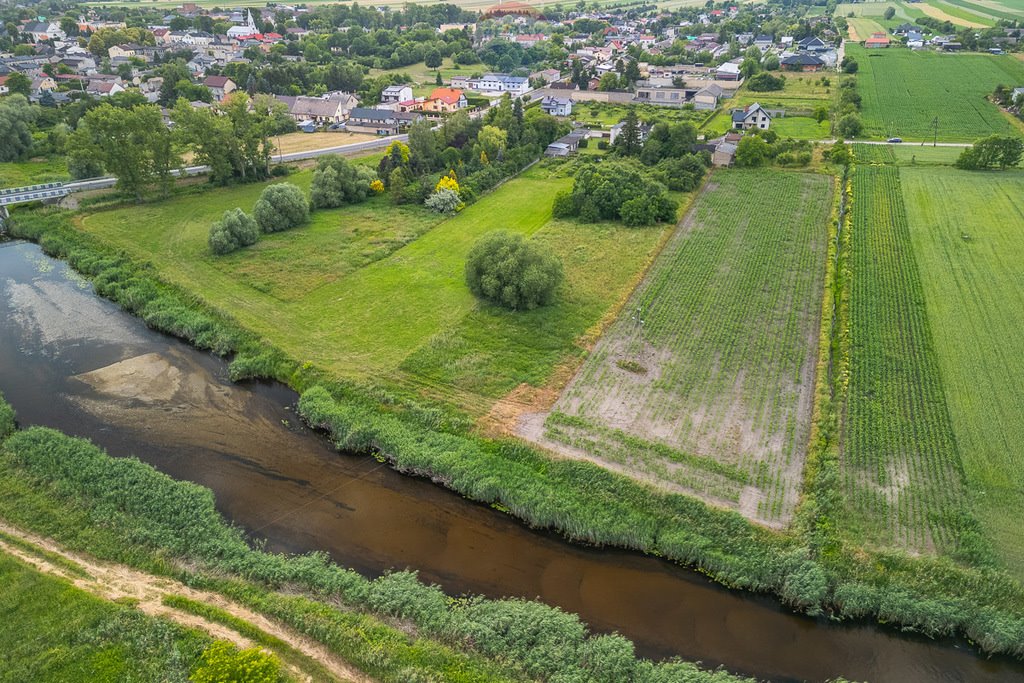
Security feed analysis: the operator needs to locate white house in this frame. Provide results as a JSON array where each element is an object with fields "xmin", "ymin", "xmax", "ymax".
[
  {"xmin": 732, "ymin": 102, "xmax": 772, "ymax": 130},
  {"xmin": 467, "ymin": 73, "xmax": 529, "ymax": 95},
  {"xmin": 540, "ymin": 96, "xmax": 573, "ymax": 116},
  {"xmin": 380, "ymin": 84, "xmax": 414, "ymax": 105}
]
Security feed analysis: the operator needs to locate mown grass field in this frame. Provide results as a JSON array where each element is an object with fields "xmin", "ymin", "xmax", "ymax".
[
  {"xmin": 843, "ymin": 165, "xmax": 971, "ymax": 555},
  {"xmin": 900, "ymin": 167, "xmax": 1024, "ymax": 576},
  {"xmin": 853, "ymin": 143, "xmax": 965, "ymax": 165},
  {"xmin": 73, "ymin": 163, "xmax": 675, "ymax": 415},
  {"xmin": 537, "ymin": 170, "xmax": 832, "ymax": 525},
  {"xmin": 0, "ymin": 551, "xmax": 208, "ymax": 680},
  {"xmin": 850, "ymin": 45, "xmax": 1024, "ymax": 141}
]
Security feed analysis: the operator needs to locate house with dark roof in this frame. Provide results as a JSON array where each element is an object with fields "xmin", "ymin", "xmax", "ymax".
[
  {"xmin": 732, "ymin": 102, "xmax": 772, "ymax": 130},
  {"xmin": 781, "ymin": 53, "xmax": 825, "ymax": 71},
  {"xmin": 203, "ymin": 75, "xmax": 236, "ymax": 101},
  {"xmin": 797, "ymin": 36, "xmax": 828, "ymax": 51}
]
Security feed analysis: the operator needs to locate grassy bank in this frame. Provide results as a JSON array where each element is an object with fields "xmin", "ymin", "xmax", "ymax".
[
  {"xmin": 0, "ymin": 395, "xmax": 749, "ymax": 683},
  {"xmin": 0, "ymin": 551, "xmax": 210, "ymax": 681}
]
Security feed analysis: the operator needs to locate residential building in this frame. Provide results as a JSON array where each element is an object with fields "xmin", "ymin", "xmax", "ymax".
[
  {"xmin": 203, "ymin": 75, "xmax": 236, "ymax": 101},
  {"xmin": 797, "ymin": 36, "xmax": 828, "ymax": 51},
  {"xmin": 87, "ymin": 80, "xmax": 125, "ymax": 97},
  {"xmin": 634, "ymin": 81, "xmax": 690, "ymax": 106},
  {"xmin": 781, "ymin": 53, "xmax": 825, "ymax": 72},
  {"xmin": 466, "ymin": 73, "xmax": 529, "ymax": 95},
  {"xmin": 346, "ymin": 107, "xmax": 421, "ymax": 135},
  {"xmin": 22, "ymin": 21, "xmax": 65, "ymax": 43},
  {"xmin": 275, "ymin": 95, "xmax": 355, "ymax": 124},
  {"xmin": 423, "ymin": 87, "xmax": 467, "ymax": 113},
  {"xmin": 381, "ymin": 84, "xmax": 414, "ymax": 105},
  {"xmin": 732, "ymin": 102, "xmax": 772, "ymax": 130},
  {"xmin": 540, "ymin": 96, "xmax": 573, "ymax": 116},
  {"xmin": 753, "ymin": 34, "xmax": 773, "ymax": 50}
]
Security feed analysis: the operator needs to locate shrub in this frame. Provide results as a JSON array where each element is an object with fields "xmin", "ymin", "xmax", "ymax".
[
  {"xmin": 464, "ymin": 230, "xmax": 563, "ymax": 310},
  {"xmin": 253, "ymin": 183, "xmax": 308, "ymax": 233},
  {"xmin": 309, "ymin": 155, "xmax": 378, "ymax": 209},
  {"xmin": 191, "ymin": 641, "xmax": 282, "ymax": 683},
  {"xmin": 842, "ymin": 58, "xmax": 859, "ymax": 74},
  {"xmin": 424, "ymin": 187, "xmax": 463, "ymax": 214},
  {"xmin": 747, "ymin": 72, "xmax": 785, "ymax": 91},
  {"xmin": 269, "ymin": 164, "xmax": 291, "ymax": 177},
  {"xmin": 208, "ymin": 208, "xmax": 259, "ymax": 255},
  {"xmin": 836, "ymin": 113, "xmax": 863, "ymax": 140},
  {"xmin": 0, "ymin": 392, "xmax": 14, "ymax": 441},
  {"xmin": 735, "ymin": 135, "xmax": 770, "ymax": 167}
]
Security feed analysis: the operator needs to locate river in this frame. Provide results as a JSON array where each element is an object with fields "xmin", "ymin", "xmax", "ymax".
[{"xmin": 1, "ymin": 240, "xmax": 1021, "ymax": 683}]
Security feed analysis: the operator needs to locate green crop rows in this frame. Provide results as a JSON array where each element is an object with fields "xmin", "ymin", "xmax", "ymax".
[
  {"xmin": 850, "ymin": 45, "xmax": 1024, "ymax": 141},
  {"xmin": 843, "ymin": 165, "xmax": 972, "ymax": 554},
  {"xmin": 543, "ymin": 170, "xmax": 831, "ymax": 525}
]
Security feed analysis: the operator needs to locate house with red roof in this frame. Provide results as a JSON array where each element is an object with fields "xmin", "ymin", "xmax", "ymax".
[{"xmin": 423, "ymin": 87, "xmax": 467, "ymax": 113}]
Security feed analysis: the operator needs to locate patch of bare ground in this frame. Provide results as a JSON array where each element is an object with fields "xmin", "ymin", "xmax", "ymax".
[{"xmin": 0, "ymin": 521, "xmax": 371, "ymax": 683}]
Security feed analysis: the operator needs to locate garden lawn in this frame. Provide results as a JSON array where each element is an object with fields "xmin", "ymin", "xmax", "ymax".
[
  {"xmin": 900, "ymin": 167, "xmax": 1024, "ymax": 577},
  {"xmin": 849, "ymin": 45, "xmax": 1024, "ymax": 140},
  {"xmin": 0, "ymin": 551, "xmax": 207, "ymax": 681}
]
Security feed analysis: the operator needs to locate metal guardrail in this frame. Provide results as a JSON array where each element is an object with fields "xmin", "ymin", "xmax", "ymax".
[
  {"xmin": 0, "ymin": 182, "xmax": 64, "ymax": 198},
  {"xmin": 0, "ymin": 186, "xmax": 69, "ymax": 207}
]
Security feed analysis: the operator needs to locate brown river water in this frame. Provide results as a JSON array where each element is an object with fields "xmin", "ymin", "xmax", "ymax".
[{"xmin": 1, "ymin": 240, "xmax": 1022, "ymax": 683}]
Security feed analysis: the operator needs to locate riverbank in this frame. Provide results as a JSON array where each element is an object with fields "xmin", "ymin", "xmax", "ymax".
[
  {"xmin": 0, "ymin": 388, "xmax": 751, "ymax": 683},
  {"xmin": 6, "ymin": 162, "xmax": 1024, "ymax": 665}
]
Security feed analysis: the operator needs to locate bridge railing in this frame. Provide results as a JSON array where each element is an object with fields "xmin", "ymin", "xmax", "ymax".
[{"xmin": 0, "ymin": 182, "xmax": 65, "ymax": 197}]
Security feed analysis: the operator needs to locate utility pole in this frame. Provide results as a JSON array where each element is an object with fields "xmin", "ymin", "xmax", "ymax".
[{"xmin": 932, "ymin": 116, "xmax": 938, "ymax": 147}]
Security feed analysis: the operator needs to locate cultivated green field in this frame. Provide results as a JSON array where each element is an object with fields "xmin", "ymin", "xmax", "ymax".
[
  {"xmin": 843, "ymin": 165, "xmax": 971, "ymax": 555},
  {"xmin": 0, "ymin": 551, "xmax": 208, "ymax": 679},
  {"xmin": 850, "ymin": 45, "xmax": 1024, "ymax": 141},
  {"xmin": 901, "ymin": 167, "xmax": 1024, "ymax": 575},
  {"xmin": 853, "ymin": 143, "xmax": 965, "ymax": 165},
  {"xmin": 536, "ymin": 170, "xmax": 832, "ymax": 525},
  {"xmin": 74, "ymin": 164, "xmax": 676, "ymax": 414}
]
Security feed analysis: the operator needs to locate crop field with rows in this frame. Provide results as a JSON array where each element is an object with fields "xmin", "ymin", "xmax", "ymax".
[
  {"xmin": 842, "ymin": 165, "xmax": 972, "ymax": 555},
  {"xmin": 901, "ymin": 167, "xmax": 1024, "ymax": 575},
  {"xmin": 533, "ymin": 170, "xmax": 832, "ymax": 526},
  {"xmin": 849, "ymin": 45, "xmax": 1024, "ymax": 141}
]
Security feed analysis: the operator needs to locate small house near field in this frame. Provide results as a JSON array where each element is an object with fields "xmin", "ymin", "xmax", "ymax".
[
  {"xmin": 732, "ymin": 102, "xmax": 772, "ymax": 130},
  {"xmin": 781, "ymin": 53, "xmax": 825, "ymax": 72},
  {"xmin": 423, "ymin": 87, "xmax": 467, "ymax": 113}
]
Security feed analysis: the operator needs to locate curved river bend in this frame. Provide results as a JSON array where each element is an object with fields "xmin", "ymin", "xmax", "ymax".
[{"xmin": 1, "ymin": 241, "xmax": 1021, "ymax": 683}]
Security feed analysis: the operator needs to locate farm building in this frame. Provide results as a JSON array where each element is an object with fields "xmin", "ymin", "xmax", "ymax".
[
  {"xmin": 732, "ymin": 102, "xmax": 772, "ymax": 130},
  {"xmin": 274, "ymin": 94, "xmax": 356, "ymax": 124},
  {"xmin": 716, "ymin": 61, "xmax": 741, "ymax": 80},
  {"xmin": 865, "ymin": 33, "xmax": 891, "ymax": 48}
]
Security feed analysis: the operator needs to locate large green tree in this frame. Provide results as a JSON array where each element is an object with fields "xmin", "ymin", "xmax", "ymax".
[
  {"xmin": 0, "ymin": 95, "xmax": 36, "ymax": 162},
  {"xmin": 68, "ymin": 103, "xmax": 178, "ymax": 200}
]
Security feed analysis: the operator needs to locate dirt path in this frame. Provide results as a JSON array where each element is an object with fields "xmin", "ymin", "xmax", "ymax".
[{"xmin": 0, "ymin": 522, "xmax": 372, "ymax": 683}]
